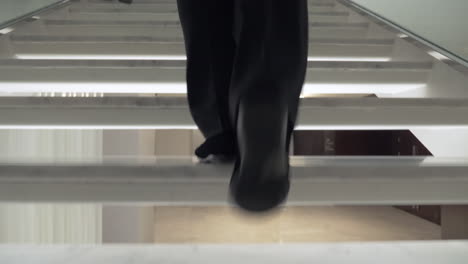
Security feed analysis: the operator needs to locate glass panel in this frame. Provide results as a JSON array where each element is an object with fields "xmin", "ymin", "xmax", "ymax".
[
  {"xmin": 350, "ymin": 0, "xmax": 468, "ymax": 65},
  {"xmin": 0, "ymin": 0, "xmax": 62, "ymax": 26}
]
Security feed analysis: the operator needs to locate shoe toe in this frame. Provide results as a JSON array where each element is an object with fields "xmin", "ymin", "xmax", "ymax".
[{"xmin": 231, "ymin": 179, "xmax": 290, "ymax": 212}]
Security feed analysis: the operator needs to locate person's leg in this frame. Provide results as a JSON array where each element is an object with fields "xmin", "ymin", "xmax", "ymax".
[
  {"xmin": 229, "ymin": 0, "xmax": 309, "ymax": 211},
  {"xmin": 177, "ymin": 0, "xmax": 236, "ymax": 159}
]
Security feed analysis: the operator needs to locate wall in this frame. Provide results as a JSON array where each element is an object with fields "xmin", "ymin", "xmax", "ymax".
[
  {"xmin": 0, "ymin": 204, "xmax": 102, "ymax": 244},
  {"xmin": 349, "ymin": 0, "xmax": 468, "ymax": 63},
  {"xmin": 441, "ymin": 206, "xmax": 468, "ymax": 239},
  {"xmin": 0, "ymin": 130, "xmax": 103, "ymax": 244},
  {"xmin": 102, "ymin": 206, "xmax": 155, "ymax": 243},
  {"xmin": 0, "ymin": 0, "xmax": 62, "ymax": 26},
  {"xmin": 411, "ymin": 129, "xmax": 468, "ymax": 158}
]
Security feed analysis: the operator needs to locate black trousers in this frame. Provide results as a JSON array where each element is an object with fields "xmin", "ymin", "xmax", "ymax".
[{"xmin": 177, "ymin": 0, "xmax": 308, "ymax": 144}]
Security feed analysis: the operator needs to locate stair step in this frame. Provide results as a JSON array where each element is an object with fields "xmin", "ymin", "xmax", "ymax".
[
  {"xmin": 76, "ymin": 4, "xmax": 337, "ymax": 12},
  {"xmin": 0, "ymin": 97, "xmax": 464, "ymax": 129},
  {"xmin": 69, "ymin": 5, "xmax": 179, "ymax": 13},
  {"xmin": 10, "ymin": 34, "xmax": 395, "ymax": 45},
  {"xmin": 8, "ymin": 38, "xmax": 395, "ymax": 61},
  {"xmin": 0, "ymin": 61, "xmax": 429, "ymax": 94},
  {"xmin": 68, "ymin": 6, "xmax": 337, "ymax": 13},
  {"xmin": 13, "ymin": 23, "xmax": 371, "ymax": 39},
  {"xmin": 79, "ymin": 0, "xmax": 337, "ymax": 7},
  {"xmin": 80, "ymin": 0, "xmax": 338, "ymax": 5},
  {"xmin": 41, "ymin": 20, "xmax": 367, "ymax": 28},
  {"xmin": 1, "ymin": 243, "xmax": 467, "ymax": 264},
  {"xmin": 0, "ymin": 60, "xmax": 431, "ymax": 69},
  {"xmin": 10, "ymin": 35, "xmax": 393, "ymax": 45},
  {"xmin": 81, "ymin": 0, "xmax": 338, "ymax": 3},
  {"xmin": 44, "ymin": 12, "xmax": 350, "ymax": 23},
  {"xmin": 0, "ymin": 156, "xmax": 468, "ymax": 204}
]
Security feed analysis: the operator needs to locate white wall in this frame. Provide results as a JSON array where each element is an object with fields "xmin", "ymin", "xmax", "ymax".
[
  {"xmin": 0, "ymin": 204, "xmax": 102, "ymax": 244},
  {"xmin": 0, "ymin": 130, "xmax": 103, "ymax": 244},
  {"xmin": 349, "ymin": 0, "xmax": 468, "ymax": 62},
  {"xmin": 102, "ymin": 206, "xmax": 155, "ymax": 243},
  {"xmin": 411, "ymin": 129, "xmax": 468, "ymax": 158},
  {"xmin": 0, "ymin": 0, "xmax": 61, "ymax": 26}
]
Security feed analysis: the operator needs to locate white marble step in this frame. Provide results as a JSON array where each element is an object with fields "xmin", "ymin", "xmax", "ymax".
[
  {"xmin": 67, "ymin": 5, "xmax": 337, "ymax": 13},
  {"xmin": 13, "ymin": 22, "xmax": 371, "ymax": 39},
  {"xmin": 79, "ymin": 3, "xmax": 337, "ymax": 12},
  {"xmin": 81, "ymin": 0, "xmax": 338, "ymax": 5},
  {"xmin": 1, "ymin": 243, "xmax": 468, "ymax": 264},
  {"xmin": 10, "ymin": 35, "xmax": 392, "ymax": 44},
  {"xmin": 1, "ymin": 157, "xmax": 468, "ymax": 204},
  {"xmin": 0, "ymin": 61, "xmax": 430, "ymax": 95},
  {"xmin": 78, "ymin": 0, "xmax": 337, "ymax": 7},
  {"xmin": 8, "ymin": 38, "xmax": 395, "ymax": 61},
  {"xmin": 0, "ymin": 96, "xmax": 465, "ymax": 129},
  {"xmin": 44, "ymin": 12, "xmax": 350, "ymax": 23},
  {"xmin": 82, "ymin": 0, "xmax": 176, "ymax": 3},
  {"xmin": 70, "ymin": 4, "xmax": 179, "ymax": 13},
  {"xmin": 39, "ymin": 19, "xmax": 368, "ymax": 28}
]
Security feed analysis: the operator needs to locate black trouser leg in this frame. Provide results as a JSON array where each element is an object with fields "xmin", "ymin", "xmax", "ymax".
[
  {"xmin": 227, "ymin": 1, "xmax": 309, "ymax": 211},
  {"xmin": 229, "ymin": 0, "xmax": 309, "ymax": 147},
  {"xmin": 177, "ymin": 0, "xmax": 236, "ymax": 139},
  {"xmin": 177, "ymin": 0, "xmax": 307, "ymax": 157}
]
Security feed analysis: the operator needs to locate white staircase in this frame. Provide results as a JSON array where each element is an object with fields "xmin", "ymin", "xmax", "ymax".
[
  {"xmin": 0, "ymin": 97, "xmax": 468, "ymax": 129},
  {"xmin": 0, "ymin": 0, "xmax": 467, "ymax": 199},
  {"xmin": 1, "ymin": 156, "xmax": 468, "ymax": 204},
  {"xmin": 2, "ymin": 242, "xmax": 468, "ymax": 264},
  {"xmin": 0, "ymin": 0, "xmax": 467, "ymax": 201},
  {"xmin": 0, "ymin": 0, "xmax": 467, "ymax": 261}
]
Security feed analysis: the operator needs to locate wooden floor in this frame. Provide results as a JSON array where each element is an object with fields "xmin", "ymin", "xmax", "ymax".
[{"xmin": 153, "ymin": 206, "xmax": 441, "ymax": 243}]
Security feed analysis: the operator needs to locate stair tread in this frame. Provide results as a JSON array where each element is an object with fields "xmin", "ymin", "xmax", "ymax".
[
  {"xmin": 42, "ymin": 13, "xmax": 349, "ymax": 23},
  {"xmin": 42, "ymin": 19, "xmax": 367, "ymax": 28},
  {"xmin": 0, "ymin": 97, "xmax": 466, "ymax": 129},
  {"xmin": 10, "ymin": 35, "xmax": 393, "ymax": 45},
  {"xmin": 0, "ymin": 60, "xmax": 429, "ymax": 95},
  {"xmin": 9, "ymin": 42, "xmax": 395, "ymax": 62},
  {"xmin": 1, "ymin": 156, "xmax": 468, "ymax": 204},
  {"xmin": 0, "ymin": 60, "xmax": 432, "ymax": 70},
  {"xmin": 68, "ymin": 7, "xmax": 339, "ymax": 14},
  {"xmin": 0, "ymin": 96, "xmax": 464, "ymax": 108},
  {"xmin": 4, "ymin": 243, "xmax": 467, "ymax": 264}
]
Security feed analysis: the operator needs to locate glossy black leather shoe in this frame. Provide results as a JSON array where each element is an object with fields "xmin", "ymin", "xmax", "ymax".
[
  {"xmin": 195, "ymin": 131, "xmax": 236, "ymax": 160},
  {"xmin": 118, "ymin": 0, "xmax": 133, "ymax": 4},
  {"xmin": 230, "ymin": 99, "xmax": 290, "ymax": 212}
]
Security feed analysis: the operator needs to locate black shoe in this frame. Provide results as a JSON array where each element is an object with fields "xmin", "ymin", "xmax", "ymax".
[
  {"xmin": 198, "ymin": 154, "xmax": 236, "ymax": 164},
  {"xmin": 230, "ymin": 98, "xmax": 290, "ymax": 212},
  {"xmin": 118, "ymin": 0, "xmax": 133, "ymax": 4},
  {"xmin": 195, "ymin": 131, "xmax": 236, "ymax": 159}
]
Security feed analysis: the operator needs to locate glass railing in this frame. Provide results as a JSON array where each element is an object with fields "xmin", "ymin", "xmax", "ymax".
[
  {"xmin": 346, "ymin": 0, "xmax": 468, "ymax": 67},
  {"xmin": 0, "ymin": 0, "xmax": 64, "ymax": 29}
]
